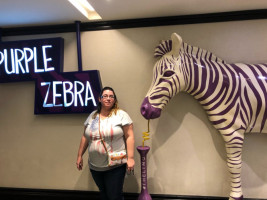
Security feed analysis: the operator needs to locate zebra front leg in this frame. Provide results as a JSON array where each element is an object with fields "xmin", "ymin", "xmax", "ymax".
[{"xmin": 223, "ymin": 131, "xmax": 244, "ymax": 200}]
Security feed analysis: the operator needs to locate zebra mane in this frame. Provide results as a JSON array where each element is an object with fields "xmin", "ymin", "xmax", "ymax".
[{"xmin": 154, "ymin": 40, "xmax": 226, "ymax": 64}]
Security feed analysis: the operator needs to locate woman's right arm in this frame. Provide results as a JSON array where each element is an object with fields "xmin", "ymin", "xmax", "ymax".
[{"xmin": 76, "ymin": 127, "xmax": 89, "ymax": 170}]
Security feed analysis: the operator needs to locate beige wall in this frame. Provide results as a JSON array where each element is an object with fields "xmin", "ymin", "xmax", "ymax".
[{"xmin": 1, "ymin": 19, "xmax": 267, "ymax": 198}]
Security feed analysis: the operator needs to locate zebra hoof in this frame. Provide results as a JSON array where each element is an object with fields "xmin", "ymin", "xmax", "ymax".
[{"xmin": 229, "ymin": 195, "xmax": 243, "ymax": 200}]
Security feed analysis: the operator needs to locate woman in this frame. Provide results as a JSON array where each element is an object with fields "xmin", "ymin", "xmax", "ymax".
[{"xmin": 76, "ymin": 86, "xmax": 135, "ymax": 200}]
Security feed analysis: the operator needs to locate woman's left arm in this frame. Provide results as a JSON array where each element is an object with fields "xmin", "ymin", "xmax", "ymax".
[{"xmin": 123, "ymin": 123, "xmax": 135, "ymax": 172}]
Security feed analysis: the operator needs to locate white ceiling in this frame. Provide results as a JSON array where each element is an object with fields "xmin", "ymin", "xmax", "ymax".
[{"xmin": 0, "ymin": 0, "xmax": 267, "ymax": 28}]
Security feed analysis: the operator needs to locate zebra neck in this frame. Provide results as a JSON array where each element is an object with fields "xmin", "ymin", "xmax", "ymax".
[{"xmin": 184, "ymin": 58, "xmax": 223, "ymax": 106}]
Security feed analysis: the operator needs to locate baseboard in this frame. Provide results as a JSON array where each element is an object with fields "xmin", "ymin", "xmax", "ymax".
[{"xmin": 0, "ymin": 187, "xmax": 265, "ymax": 200}]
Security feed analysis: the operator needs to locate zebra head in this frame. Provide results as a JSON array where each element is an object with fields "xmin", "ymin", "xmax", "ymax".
[{"xmin": 141, "ymin": 33, "xmax": 185, "ymax": 119}]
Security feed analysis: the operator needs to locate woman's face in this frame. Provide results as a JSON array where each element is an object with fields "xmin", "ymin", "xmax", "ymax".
[{"xmin": 99, "ymin": 89, "xmax": 116, "ymax": 110}]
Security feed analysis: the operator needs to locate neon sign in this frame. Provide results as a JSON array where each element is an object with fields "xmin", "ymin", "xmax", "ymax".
[
  {"xmin": 34, "ymin": 70, "xmax": 102, "ymax": 114},
  {"xmin": 0, "ymin": 38, "xmax": 63, "ymax": 82},
  {"xmin": 0, "ymin": 45, "xmax": 54, "ymax": 74},
  {"xmin": 41, "ymin": 81, "xmax": 95, "ymax": 108},
  {"xmin": 0, "ymin": 38, "xmax": 102, "ymax": 114}
]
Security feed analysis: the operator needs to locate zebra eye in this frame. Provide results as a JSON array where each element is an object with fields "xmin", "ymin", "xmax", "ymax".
[{"xmin": 163, "ymin": 70, "xmax": 175, "ymax": 77}]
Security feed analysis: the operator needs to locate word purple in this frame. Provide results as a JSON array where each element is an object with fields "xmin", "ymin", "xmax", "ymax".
[{"xmin": 0, "ymin": 46, "xmax": 54, "ymax": 75}]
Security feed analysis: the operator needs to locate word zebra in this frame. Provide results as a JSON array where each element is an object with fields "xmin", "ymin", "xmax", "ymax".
[{"xmin": 141, "ymin": 33, "xmax": 267, "ymax": 200}]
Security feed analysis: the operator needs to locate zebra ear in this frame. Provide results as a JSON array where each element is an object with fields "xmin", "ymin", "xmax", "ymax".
[{"xmin": 171, "ymin": 33, "xmax": 182, "ymax": 58}]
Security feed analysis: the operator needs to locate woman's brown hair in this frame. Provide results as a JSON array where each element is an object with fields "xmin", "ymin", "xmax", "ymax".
[{"xmin": 92, "ymin": 86, "xmax": 119, "ymax": 119}]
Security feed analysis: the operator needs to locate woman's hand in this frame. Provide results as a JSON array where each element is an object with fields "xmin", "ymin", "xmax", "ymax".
[
  {"xmin": 76, "ymin": 130, "xmax": 89, "ymax": 171},
  {"xmin": 123, "ymin": 124, "xmax": 135, "ymax": 174},
  {"xmin": 76, "ymin": 156, "xmax": 83, "ymax": 170},
  {"xmin": 127, "ymin": 157, "xmax": 135, "ymax": 174}
]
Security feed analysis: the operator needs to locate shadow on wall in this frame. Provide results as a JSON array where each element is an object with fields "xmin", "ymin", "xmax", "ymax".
[
  {"xmin": 242, "ymin": 133, "xmax": 267, "ymax": 189},
  {"xmin": 151, "ymin": 92, "xmax": 226, "ymax": 158},
  {"xmin": 146, "ymin": 92, "xmax": 229, "ymax": 195},
  {"xmin": 144, "ymin": 92, "xmax": 267, "ymax": 196},
  {"xmin": 124, "ymin": 173, "xmax": 139, "ymax": 193},
  {"xmin": 74, "ymin": 163, "xmax": 97, "ymax": 191}
]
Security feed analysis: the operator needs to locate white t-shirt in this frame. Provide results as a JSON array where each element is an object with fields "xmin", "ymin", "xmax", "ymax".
[{"xmin": 84, "ymin": 109, "xmax": 133, "ymax": 171}]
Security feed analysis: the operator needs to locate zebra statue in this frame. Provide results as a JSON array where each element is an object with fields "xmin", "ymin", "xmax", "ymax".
[{"xmin": 140, "ymin": 33, "xmax": 267, "ymax": 200}]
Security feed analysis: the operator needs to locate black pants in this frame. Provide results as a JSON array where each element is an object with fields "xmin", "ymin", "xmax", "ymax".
[{"xmin": 90, "ymin": 164, "xmax": 126, "ymax": 200}]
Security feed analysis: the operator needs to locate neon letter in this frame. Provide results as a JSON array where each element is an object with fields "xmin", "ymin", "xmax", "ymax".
[
  {"xmin": 0, "ymin": 50, "xmax": 7, "ymax": 75},
  {"xmin": 63, "ymin": 81, "xmax": 74, "ymax": 107},
  {"xmin": 6, "ymin": 49, "xmax": 16, "ymax": 74},
  {"xmin": 24, "ymin": 47, "xmax": 34, "ymax": 73},
  {"xmin": 53, "ymin": 81, "xmax": 63, "ymax": 107},
  {"xmin": 34, "ymin": 47, "xmax": 44, "ymax": 73},
  {"xmin": 15, "ymin": 49, "xmax": 25, "ymax": 74},
  {"xmin": 42, "ymin": 45, "xmax": 54, "ymax": 72},
  {"xmin": 41, "ymin": 82, "xmax": 53, "ymax": 107},
  {"xmin": 0, "ymin": 51, "xmax": 4, "ymax": 65},
  {"xmin": 85, "ymin": 81, "xmax": 96, "ymax": 106},
  {"xmin": 74, "ymin": 81, "xmax": 84, "ymax": 107}
]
